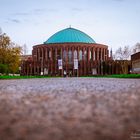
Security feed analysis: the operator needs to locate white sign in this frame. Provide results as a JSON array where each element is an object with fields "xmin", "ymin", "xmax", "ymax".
[
  {"xmin": 74, "ymin": 59, "xmax": 78, "ymax": 69},
  {"xmin": 58, "ymin": 59, "xmax": 62, "ymax": 69}
]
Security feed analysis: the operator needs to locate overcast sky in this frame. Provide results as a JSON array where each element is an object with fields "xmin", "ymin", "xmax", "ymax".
[{"xmin": 0, "ymin": 0, "xmax": 140, "ymax": 53}]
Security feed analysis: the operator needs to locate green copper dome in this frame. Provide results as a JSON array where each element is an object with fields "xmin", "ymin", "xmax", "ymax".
[{"xmin": 44, "ymin": 27, "xmax": 96, "ymax": 44}]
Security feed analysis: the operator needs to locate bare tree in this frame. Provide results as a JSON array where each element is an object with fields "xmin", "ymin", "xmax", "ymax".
[
  {"xmin": 132, "ymin": 43, "xmax": 140, "ymax": 54},
  {"xmin": 114, "ymin": 46, "xmax": 131, "ymax": 60}
]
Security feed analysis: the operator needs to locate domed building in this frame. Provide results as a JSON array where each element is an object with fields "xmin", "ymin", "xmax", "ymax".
[{"xmin": 21, "ymin": 27, "xmax": 109, "ymax": 76}]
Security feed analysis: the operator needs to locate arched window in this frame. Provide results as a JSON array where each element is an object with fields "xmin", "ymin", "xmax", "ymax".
[
  {"xmin": 79, "ymin": 50, "xmax": 82, "ymax": 60},
  {"xmin": 74, "ymin": 50, "xmax": 77, "ymax": 59}
]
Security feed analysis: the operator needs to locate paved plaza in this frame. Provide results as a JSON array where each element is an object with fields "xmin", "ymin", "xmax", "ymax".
[{"xmin": 0, "ymin": 78, "xmax": 140, "ymax": 140}]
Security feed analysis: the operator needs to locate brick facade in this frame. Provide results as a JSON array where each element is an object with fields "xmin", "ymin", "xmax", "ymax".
[
  {"xmin": 131, "ymin": 52, "xmax": 140, "ymax": 73},
  {"xmin": 21, "ymin": 43, "xmax": 110, "ymax": 76},
  {"xmin": 21, "ymin": 43, "xmax": 131, "ymax": 76}
]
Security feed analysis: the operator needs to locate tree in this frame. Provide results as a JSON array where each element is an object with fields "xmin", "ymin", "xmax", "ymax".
[
  {"xmin": 132, "ymin": 43, "xmax": 140, "ymax": 54},
  {"xmin": 114, "ymin": 46, "xmax": 131, "ymax": 60},
  {"xmin": 0, "ymin": 64, "xmax": 8, "ymax": 74},
  {"xmin": 0, "ymin": 29, "xmax": 22, "ymax": 74}
]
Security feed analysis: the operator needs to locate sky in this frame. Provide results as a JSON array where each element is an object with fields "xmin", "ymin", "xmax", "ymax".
[{"xmin": 0, "ymin": 0, "xmax": 140, "ymax": 54}]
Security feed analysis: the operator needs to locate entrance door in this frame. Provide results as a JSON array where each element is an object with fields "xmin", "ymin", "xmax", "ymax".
[{"xmin": 68, "ymin": 70, "xmax": 73, "ymax": 77}]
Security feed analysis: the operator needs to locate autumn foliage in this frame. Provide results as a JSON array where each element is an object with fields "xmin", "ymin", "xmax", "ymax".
[{"xmin": 0, "ymin": 30, "xmax": 22, "ymax": 74}]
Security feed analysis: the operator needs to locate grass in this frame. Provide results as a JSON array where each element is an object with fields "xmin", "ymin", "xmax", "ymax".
[
  {"xmin": 0, "ymin": 74, "xmax": 140, "ymax": 79},
  {"xmin": 106, "ymin": 74, "xmax": 140, "ymax": 78},
  {"xmin": 83, "ymin": 74, "xmax": 140, "ymax": 78},
  {"xmin": 0, "ymin": 75, "xmax": 60, "ymax": 79}
]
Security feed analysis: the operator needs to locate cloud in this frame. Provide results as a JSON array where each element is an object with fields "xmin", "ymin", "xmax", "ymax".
[
  {"xmin": 34, "ymin": 8, "xmax": 58, "ymax": 14},
  {"xmin": 12, "ymin": 8, "xmax": 58, "ymax": 18},
  {"xmin": 72, "ymin": 8, "xmax": 84, "ymax": 12},
  {"xmin": 14, "ymin": 12, "xmax": 30, "ymax": 16},
  {"xmin": 7, "ymin": 18, "xmax": 20, "ymax": 23},
  {"xmin": 34, "ymin": 8, "xmax": 46, "ymax": 13},
  {"xmin": 12, "ymin": 9, "xmax": 45, "ymax": 17}
]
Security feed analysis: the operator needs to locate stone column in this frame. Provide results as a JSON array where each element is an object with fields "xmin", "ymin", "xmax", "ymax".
[
  {"xmin": 104, "ymin": 48, "xmax": 106, "ymax": 60},
  {"xmin": 87, "ymin": 47, "xmax": 90, "ymax": 61},
  {"xmin": 61, "ymin": 47, "xmax": 63, "ymax": 59},
  {"xmin": 30, "ymin": 63, "xmax": 32, "ymax": 75},
  {"xmin": 77, "ymin": 46, "xmax": 79, "ymax": 76},
  {"xmin": 41, "ymin": 47, "xmax": 44, "ymax": 74},
  {"xmin": 107, "ymin": 49, "xmax": 109, "ymax": 60},
  {"xmin": 55, "ymin": 47, "xmax": 57, "ymax": 75},
  {"xmin": 50, "ymin": 48, "xmax": 53, "ymax": 75},
  {"xmin": 72, "ymin": 46, "xmax": 74, "ymax": 61},
  {"xmin": 77, "ymin": 47, "xmax": 79, "ymax": 60},
  {"xmin": 87, "ymin": 47, "xmax": 90, "ymax": 75},
  {"xmin": 33, "ymin": 63, "xmax": 35, "ymax": 76},
  {"xmin": 105, "ymin": 49, "xmax": 107, "ymax": 60},
  {"xmin": 61, "ymin": 47, "xmax": 63, "ymax": 77},
  {"xmin": 39, "ymin": 48, "xmax": 40, "ymax": 61},
  {"xmin": 66, "ymin": 47, "xmax": 68, "ymax": 74},
  {"xmin": 83, "ymin": 47, "xmax": 85, "ymax": 76},
  {"xmin": 37, "ymin": 48, "xmax": 39, "ymax": 61},
  {"xmin": 45, "ymin": 48, "xmax": 48, "ymax": 61},
  {"xmin": 72, "ymin": 46, "xmax": 74, "ymax": 77},
  {"xmin": 101, "ymin": 48, "xmax": 103, "ymax": 61},
  {"xmin": 97, "ymin": 48, "xmax": 99, "ymax": 60},
  {"xmin": 92, "ymin": 48, "xmax": 94, "ymax": 61},
  {"xmin": 103, "ymin": 48, "xmax": 105, "ymax": 61}
]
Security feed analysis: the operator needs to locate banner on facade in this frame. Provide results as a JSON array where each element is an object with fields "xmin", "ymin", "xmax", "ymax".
[
  {"xmin": 40, "ymin": 72, "xmax": 43, "ymax": 75},
  {"xmin": 58, "ymin": 59, "xmax": 63, "ymax": 69},
  {"xmin": 74, "ymin": 59, "xmax": 78, "ymax": 69}
]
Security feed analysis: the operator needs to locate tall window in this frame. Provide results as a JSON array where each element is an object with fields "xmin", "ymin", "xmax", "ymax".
[
  {"xmin": 52, "ymin": 49, "xmax": 55, "ymax": 60},
  {"xmin": 57, "ymin": 49, "xmax": 61, "ymax": 59},
  {"xmin": 40, "ymin": 48, "xmax": 42, "ymax": 57},
  {"xmin": 63, "ymin": 50, "xmax": 67, "ymax": 61},
  {"xmin": 83, "ymin": 50, "xmax": 87, "ymax": 60},
  {"xmin": 68, "ymin": 50, "xmax": 72, "ymax": 63},
  {"xmin": 79, "ymin": 50, "xmax": 82, "ymax": 60},
  {"xmin": 47, "ymin": 49, "xmax": 50, "ymax": 59},
  {"xmin": 89, "ymin": 50, "xmax": 91, "ymax": 60},
  {"xmin": 93, "ymin": 51, "xmax": 95, "ymax": 60},
  {"xmin": 49, "ymin": 50, "xmax": 51, "ymax": 58},
  {"xmin": 74, "ymin": 50, "xmax": 77, "ymax": 59}
]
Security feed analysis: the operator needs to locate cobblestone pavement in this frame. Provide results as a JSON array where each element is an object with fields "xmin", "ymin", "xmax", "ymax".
[{"xmin": 0, "ymin": 78, "xmax": 140, "ymax": 140}]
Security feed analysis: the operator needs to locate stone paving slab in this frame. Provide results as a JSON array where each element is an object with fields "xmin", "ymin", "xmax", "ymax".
[{"xmin": 0, "ymin": 78, "xmax": 140, "ymax": 140}]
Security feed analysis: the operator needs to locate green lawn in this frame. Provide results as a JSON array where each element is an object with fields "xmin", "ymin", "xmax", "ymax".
[
  {"xmin": 0, "ymin": 75, "xmax": 59, "ymax": 79},
  {"xmin": 83, "ymin": 74, "xmax": 140, "ymax": 78},
  {"xmin": 107, "ymin": 74, "xmax": 140, "ymax": 78},
  {"xmin": 0, "ymin": 74, "xmax": 140, "ymax": 79}
]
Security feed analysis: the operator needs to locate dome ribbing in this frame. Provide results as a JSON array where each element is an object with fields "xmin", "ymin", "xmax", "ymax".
[{"xmin": 44, "ymin": 27, "xmax": 96, "ymax": 44}]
